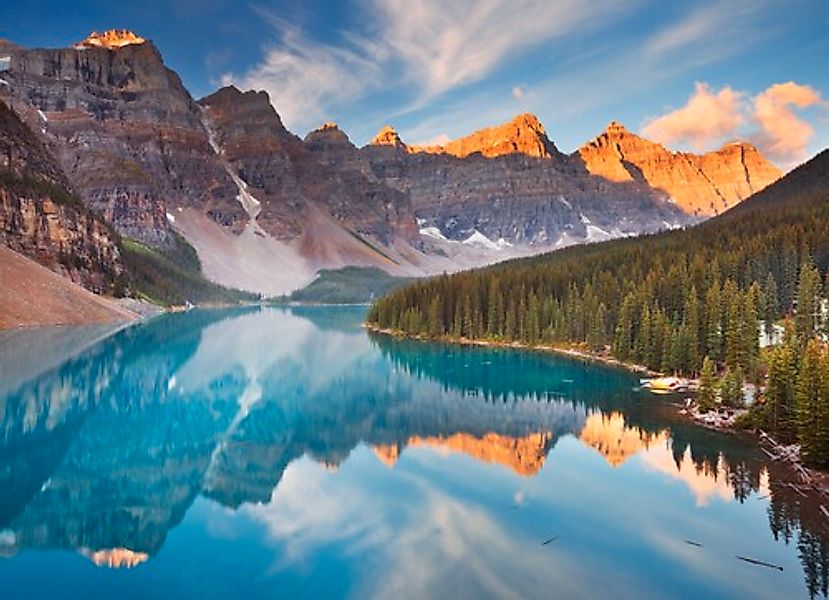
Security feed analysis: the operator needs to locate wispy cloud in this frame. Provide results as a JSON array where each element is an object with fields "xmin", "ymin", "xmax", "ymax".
[
  {"xmin": 220, "ymin": 11, "xmax": 385, "ymax": 132},
  {"xmin": 223, "ymin": 0, "xmax": 629, "ymax": 132},
  {"xmin": 643, "ymin": 0, "xmax": 771, "ymax": 61}
]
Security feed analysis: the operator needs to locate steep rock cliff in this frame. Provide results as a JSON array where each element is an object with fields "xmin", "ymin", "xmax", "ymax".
[
  {"xmin": 0, "ymin": 100, "xmax": 124, "ymax": 292},
  {"xmin": 578, "ymin": 122, "xmax": 781, "ymax": 216}
]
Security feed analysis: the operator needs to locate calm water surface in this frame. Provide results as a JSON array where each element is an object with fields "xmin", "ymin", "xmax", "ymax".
[{"xmin": 0, "ymin": 306, "xmax": 827, "ymax": 599}]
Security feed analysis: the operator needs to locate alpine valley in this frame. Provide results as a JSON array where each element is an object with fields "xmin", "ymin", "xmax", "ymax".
[{"xmin": 0, "ymin": 30, "xmax": 782, "ymax": 307}]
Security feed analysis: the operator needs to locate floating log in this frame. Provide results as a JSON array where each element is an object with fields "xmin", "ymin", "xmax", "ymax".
[
  {"xmin": 736, "ymin": 555, "xmax": 784, "ymax": 571},
  {"xmin": 541, "ymin": 536, "xmax": 559, "ymax": 546},
  {"xmin": 684, "ymin": 540, "xmax": 703, "ymax": 547}
]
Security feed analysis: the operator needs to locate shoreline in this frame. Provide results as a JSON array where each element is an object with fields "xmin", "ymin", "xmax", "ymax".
[
  {"xmin": 364, "ymin": 322, "xmax": 829, "ymax": 488},
  {"xmin": 363, "ymin": 323, "xmax": 664, "ymax": 377}
]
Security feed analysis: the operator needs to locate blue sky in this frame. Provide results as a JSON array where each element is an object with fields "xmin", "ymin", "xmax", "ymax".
[{"xmin": 1, "ymin": 0, "xmax": 827, "ymax": 166}]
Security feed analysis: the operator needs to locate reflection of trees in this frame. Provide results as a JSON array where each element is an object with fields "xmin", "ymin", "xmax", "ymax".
[
  {"xmin": 0, "ymin": 309, "xmax": 827, "ymax": 596},
  {"xmin": 375, "ymin": 332, "xmax": 829, "ymax": 597}
]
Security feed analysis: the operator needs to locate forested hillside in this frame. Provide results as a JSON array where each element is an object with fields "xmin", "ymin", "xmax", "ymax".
[{"xmin": 368, "ymin": 150, "xmax": 829, "ymax": 462}]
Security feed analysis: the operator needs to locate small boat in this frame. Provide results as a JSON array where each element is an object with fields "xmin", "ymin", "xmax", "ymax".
[{"xmin": 640, "ymin": 377, "xmax": 690, "ymax": 394}]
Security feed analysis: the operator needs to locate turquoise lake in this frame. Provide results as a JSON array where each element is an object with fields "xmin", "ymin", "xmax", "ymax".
[{"xmin": 0, "ymin": 306, "xmax": 827, "ymax": 599}]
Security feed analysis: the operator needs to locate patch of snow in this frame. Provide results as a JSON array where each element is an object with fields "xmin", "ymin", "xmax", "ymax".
[
  {"xmin": 0, "ymin": 56, "xmax": 9, "ymax": 72},
  {"xmin": 37, "ymin": 109, "xmax": 47, "ymax": 122},
  {"xmin": 200, "ymin": 110, "xmax": 261, "ymax": 223},
  {"xmin": 662, "ymin": 220, "xmax": 682, "ymax": 230},
  {"xmin": 416, "ymin": 217, "xmax": 426, "ymax": 226},
  {"xmin": 463, "ymin": 230, "xmax": 505, "ymax": 251},
  {"xmin": 419, "ymin": 226, "xmax": 448, "ymax": 241},
  {"xmin": 558, "ymin": 196, "xmax": 572, "ymax": 209},
  {"xmin": 0, "ymin": 78, "xmax": 10, "ymax": 87},
  {"xmin": 166, "ymin": 211, "xmax": 176, "ymax": 224},
  {"xmin": 585, "ymin": 224, "xmax": 612, "ymax": 241}
]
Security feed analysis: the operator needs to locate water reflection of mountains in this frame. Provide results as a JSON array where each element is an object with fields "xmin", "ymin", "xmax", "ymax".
[{"xmin": 0, "ymin": 307, "xmax": 826, "ymax": 597}]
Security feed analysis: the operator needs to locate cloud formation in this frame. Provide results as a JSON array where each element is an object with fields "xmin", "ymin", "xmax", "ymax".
[
  {"xmin": 753, "ymin": 82, "xmax": 824, "ymax": 162},
  {"xmin": 642, "ymin": 81, "xmax": 826, "ymax": 166},
  {"xmin": 642, "ymin": 83, "xmax": 745, "ymax": 150},
  {"xmin": 223, "ymin": 0, "xmax": 627, "ymax": 132}
]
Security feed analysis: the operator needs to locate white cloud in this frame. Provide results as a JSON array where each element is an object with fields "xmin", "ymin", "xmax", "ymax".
[
  {"xmin": 752, "ymin": 82, "xmax": 825, "ymax": 163},
  {"xmin": 223, "ymin": 0, "xmax": 629, "ymax": 132},
  {"xmin": 511, "ymin": 85, "xmax": 525, "ymax": 100},
  {"xmin": 642, "ymin": 82, "xmax": 746, "ymax": 150},
  {"xmin": 220, "ymin": 12, "xmax": 385, "ymax": 133},
  {"xmin": 641, "ymin": 81, "xmax": 826, "ymax": 166},
  {"xmin": 412, "ymin": 132, "xmax": 452, "ymax": 147}
]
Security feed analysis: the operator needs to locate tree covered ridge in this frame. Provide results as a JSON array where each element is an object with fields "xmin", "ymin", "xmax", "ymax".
[{"xmin": 368, "ymin": 150, "xmax": 829, "ymax": 458}]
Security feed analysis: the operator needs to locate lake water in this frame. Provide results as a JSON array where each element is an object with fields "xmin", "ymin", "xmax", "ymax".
[{"xmin": 0, "ymin": 306, "xmax": 827, "ymax": 599}]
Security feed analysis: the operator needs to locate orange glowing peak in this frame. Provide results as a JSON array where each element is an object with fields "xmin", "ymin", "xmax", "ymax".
[
  {"xmin": 579, "ymin": 412, "xmax": 665, "ymax": 467},
  {"xmin": 374, "ymin": 431, "xmax": 552, "ymax": 476},
  {"xmin": 85, "ymin": 547, "xmax": 149, "ymax": 569},
  {"xmin": 75, "ymin": 30, "xmax": 146, "ymax": 50}
]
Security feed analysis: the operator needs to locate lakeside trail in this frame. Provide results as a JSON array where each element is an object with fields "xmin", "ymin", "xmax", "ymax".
[{"xmin": 364, "ymin": 323, "xmax": 829, "ymax": 498}]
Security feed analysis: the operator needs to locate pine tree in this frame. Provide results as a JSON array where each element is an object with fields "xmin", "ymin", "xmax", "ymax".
[
  {"xmin": 797, "ymin": 339, "xmax": 825, "ymax": 466},
  {"xmin": 765, "ymin": 341, "xmax": 799, "ymax": 442},
  {"xmin": 685, "ymin": 288, "xmax": 702, "ymax": 373},
  {"xmin": 720, "ymin": 367, "xmax": 744, "ymax": 408},
  {"xmin": 796, "ymin": 259, "xmax": 822, "ymax": 343},
  {"xmin": 698, "ymin": 356, "xmax": 717, "ymax": 412},
  {"xmin": 705, "ymin": 283, "xmax": 723, "ymax": 363}
]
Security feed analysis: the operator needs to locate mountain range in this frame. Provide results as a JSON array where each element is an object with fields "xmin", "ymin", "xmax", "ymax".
[{"xmin": 0, "ymin": 30, "xmax": 783, "ymax": 302}]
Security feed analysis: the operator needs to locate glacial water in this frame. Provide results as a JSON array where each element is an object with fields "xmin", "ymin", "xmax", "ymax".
[{"xmin": 0, "ymin": 306, "xmax": 827, "ymax": 599}]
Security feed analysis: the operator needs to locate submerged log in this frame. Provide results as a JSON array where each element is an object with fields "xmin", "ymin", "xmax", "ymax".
[{"xmin": 736, "ymin": 556, "xmax": 784, "ymax": 571}]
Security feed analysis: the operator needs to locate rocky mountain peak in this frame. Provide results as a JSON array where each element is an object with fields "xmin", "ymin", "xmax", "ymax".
[
  {"xmin": 415, "ymin": 112, "xmax": 559, "ymax": 159},
  {"xmin": 577, "ymin": 123, "xmax": 782, "ymax": 216},
  {"xmin": 604, "ymin": 121, "xmax": 630, "ymax": 137},
  {"xmin": 371, "ymin": 125, "xmax": 406, "ymax": 148},
  {"xmin": 304, "ymin": 122, "xmax": 353, "ymax": 148},
  {"xmin": 74, "ymin": 29, "xmax": 146, "ymax": 50}
]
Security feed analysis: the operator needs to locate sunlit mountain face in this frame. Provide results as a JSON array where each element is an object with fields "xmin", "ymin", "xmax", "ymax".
[{"xmin": 0, "ymin": 307, "xmax": 827, "ymax": 598}]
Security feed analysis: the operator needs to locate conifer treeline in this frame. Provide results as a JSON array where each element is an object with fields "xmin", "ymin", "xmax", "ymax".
[{"xmin": 368, "ymin": 156, "xmax": 829, "ymax": 463}]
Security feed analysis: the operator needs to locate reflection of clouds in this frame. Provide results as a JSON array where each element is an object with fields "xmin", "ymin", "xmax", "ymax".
[
  {"xmin": 243, "ymin": 453, "xmax": 607, "ymax": 599},
  {"xmin": 173, "ymin": 309, "xmax": 315, "ymax": 391},
  {"xmin": 243, "ymin": 458, "xmax": 390, "ymax": 569},
  {"xmin": 641, "ymin": 445, "xmax": 733, "ymax": 507},
  {"xmin": 174, "ymin": 308, "xmax": 375, "ymax": 396}
]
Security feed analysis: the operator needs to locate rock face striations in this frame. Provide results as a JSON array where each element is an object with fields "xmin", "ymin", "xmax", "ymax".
[
  {"xmin": 414, "ymin": 113, "xmax": 561, "ymax": 159},
  {"xmin": 353, "ymin": 116, "xmax": 686, "ymax": 248},
  {"xmin": 578, "ymin": 122, "xmax": 781, "ymax": 216},
  {"xmin": 0, "ymin": 32, "xmax": 783, "ymax": 296},
  {"xmin": 0, "ymin": 31, "xmax": 239, "ymax": 247},
  {"xmin": 0, "ymin": 100, "xmax": 124, "ymax": 293}
]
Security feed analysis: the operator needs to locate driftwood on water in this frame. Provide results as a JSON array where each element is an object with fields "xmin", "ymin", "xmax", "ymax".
[{"xmin": 736, "ymin": 555, "xmax": 784, "ymax": 571}]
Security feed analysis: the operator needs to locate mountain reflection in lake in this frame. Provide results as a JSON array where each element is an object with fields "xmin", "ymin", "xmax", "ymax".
[{"xmin": 0, "ymin": 306, "xmax": 827, "ymax": 599}]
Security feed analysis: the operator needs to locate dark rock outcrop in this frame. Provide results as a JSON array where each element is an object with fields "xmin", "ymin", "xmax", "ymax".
[{"xmin": 0, "ymin": 100, "xmax": 124, "ymax": 292}]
